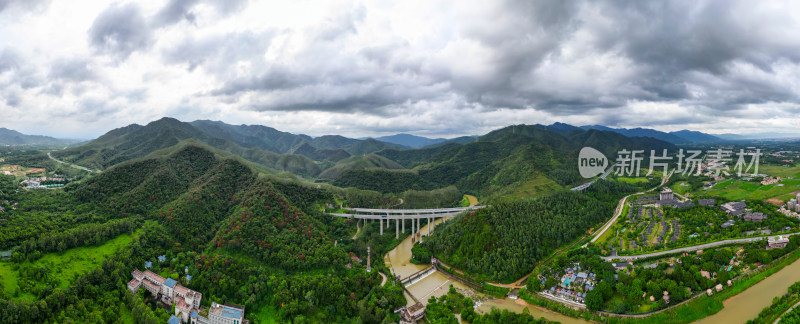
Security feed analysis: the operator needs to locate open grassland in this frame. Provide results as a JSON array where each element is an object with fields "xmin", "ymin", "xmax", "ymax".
[
  {"xmin": 705, "ymin": 179, "xmax": 800, "ymax": 201},
  {"xmin": 0, "ymin": 231, "xmax": 138, "ymax": 299},
  {"xmin": 497, "ymin": 175, "xmax": 564, "ymax": 200},
  {"xmin": 761, "ymin": 164, "xmax": 800, "ymax": 179},
  {"xmin": 252, "ymin": 305, "xmax": 279, "ymax": 324}
]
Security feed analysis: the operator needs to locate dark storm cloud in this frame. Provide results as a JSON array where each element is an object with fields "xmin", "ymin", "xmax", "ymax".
[
  {"xmin": 72, "ymin": 0, "xmax": 800, "ymax": 128},
  {"xmin": 88, "ymin": 3, "xmax": 152, "ymax": 60}
]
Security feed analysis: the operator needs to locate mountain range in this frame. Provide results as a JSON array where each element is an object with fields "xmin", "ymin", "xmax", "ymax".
[
  {"xmin": 0, "ymin": 127, "xmax": 79, "ymax": 146},
  {"xmin": 42, "ymin": 118, "xmax": 679, "ymax": 198}
]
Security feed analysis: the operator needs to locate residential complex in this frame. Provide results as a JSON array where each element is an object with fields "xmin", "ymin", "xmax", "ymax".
[
  {"xmin": 788, "ymin": 193, "xmax": 800, "ymax": 213},
  {"xmin": 128, "ymin": 269, "xmax": 202, "ymax": 323}
]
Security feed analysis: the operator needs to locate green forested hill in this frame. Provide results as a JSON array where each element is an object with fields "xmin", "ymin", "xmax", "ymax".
[
  {"xmin": 0, "ymin": 144, "xmax": 407, "ymax": 323},
  {"xmin": 318, "ymin": 153, "xmax": 404, "ymax": 179},
  {"xmin": 345, "ymin": 124, "xmax": 676, "ymax": 200},
  {"xmin": 419, "ymin": 188, "xmax": 621, "ymax": 282}
]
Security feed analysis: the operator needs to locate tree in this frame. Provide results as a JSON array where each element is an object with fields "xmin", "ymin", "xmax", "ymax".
[{"xmin": 586, "ymin": 289, "xmax": 604, "ymax": 311}]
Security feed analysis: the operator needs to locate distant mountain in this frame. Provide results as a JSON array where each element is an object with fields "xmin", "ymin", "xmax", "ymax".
[
  {"xmin": 714, "ymin": 133, "xmax": 748, "ymax": 140},
  {"xmin": 533, "ymin": 122, "xmax": 582, "ymax": 135},
  {"xmin": 372, "ymin": 134, "xmax": 447, "ymax": 148},
  {"xmin": 0, "ymin": 127, "xmax": 78, "ymax": 146},
  {"xmin": 192, "ymin": 120, "xmax": 402, "ymax": 161},
  {"xmin": 669, "ymin": 130, "xmax": 722, "ymax": 143},
  {"xmin": 190, "ymin": 120, "xmax": 311, "ymax": 153},
  {"xmin": 578, "ymin": 124, "xmax": 723, "ymax": 144},
  {"xmin": 580, "ymin": 125, "xmax": 690, "ymax": 144},
  {"xmin": 318, "ymin": 153, "xmax": 404, "ymax": 179},
  {"xmin": 52, "ymin": 117, "xmax": 321, "ymax": 176}
]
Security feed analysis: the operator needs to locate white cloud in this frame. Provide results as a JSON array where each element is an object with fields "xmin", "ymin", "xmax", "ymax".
[{"xmin": 1, "ymin": 0, "xmax": 800, "ymax": 139}]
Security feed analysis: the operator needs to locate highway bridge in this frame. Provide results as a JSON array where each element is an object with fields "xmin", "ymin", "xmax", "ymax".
[{"xmin": 325, "ymin": 206, "xmax": 486, "ymax": 239}]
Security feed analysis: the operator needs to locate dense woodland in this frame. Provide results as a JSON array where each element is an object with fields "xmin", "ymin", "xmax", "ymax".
[
  {"xmin": 0, "ymin": 145, "xmax": 409, "ymax": 323},
  {"xmin": 418, "ymin": 189, "xmax": 616, "ymax": 282}
]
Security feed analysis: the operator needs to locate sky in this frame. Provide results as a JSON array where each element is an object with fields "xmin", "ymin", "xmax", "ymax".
[{"xmin": 1, "ymin": 0, "xmax": 800, "ymax": 140}]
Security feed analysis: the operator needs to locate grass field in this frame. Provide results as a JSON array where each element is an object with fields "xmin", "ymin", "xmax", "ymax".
[
  {"xmin": 119, "ymin": 304, "xmax": 135, "ymax": 324},
  {"xmin": 616, "ymin": 177, "xmax": 652, "ymax": 184},
  {"xmin": 705, "ymin": 179, "xmax": 800, "ymax": 201},
  {"xmin": 0, "ymin": 231, "xmax": 138, "ymax": 299},
  {"xmin": 498, "ymin": 175, "xmax": 564, "ymax": 200},
  {"xmin": 761, "ymin": 164, "xmax": 800, "ymax": 179},
  {"xmin": 251, "ymin": 304, "xmax": 279, "ymax": 324}
]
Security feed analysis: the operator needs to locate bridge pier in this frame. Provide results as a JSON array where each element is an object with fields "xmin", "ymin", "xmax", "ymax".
[
  {"xmin": 396, "ymin": 218, "xmax": 399, "ymax": 239},
  {"xmin": 402, "ymin": 215, "xmax": 405, "ymax": 233},
  {"xmin": 380, "ymin": 218, "xmax": 383, "ymax": 235}
]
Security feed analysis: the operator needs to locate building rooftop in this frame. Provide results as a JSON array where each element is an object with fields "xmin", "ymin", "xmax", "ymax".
[
  {"xmin": 210, "ymin": 302, "xmax": 245, "ymax": 320},
  {"xmin": 167, "ymin": 315, "xmax": 180, "ymax": 324},
  {"xmin": 144, "ymin": 270, "xmax": 166, "ymax": 284},
  {"xmin": 164, "ymin": 278, "xmax": 178, "ymax": 288}
]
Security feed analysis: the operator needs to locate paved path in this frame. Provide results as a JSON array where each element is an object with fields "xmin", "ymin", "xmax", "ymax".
[
  {"xmin": 603, "ymin": 233, "xmax": 800, "ymax": 261},
  {"xmin": 47, "ymin": 152, "xmax": 94, "ymax": 173},
  {"xmin": 351, "ymin": 219, "xmax": 361, "ymax": 240},
  {"xmin": 465, "ymin": 195, "xmax": 478, "ymax": 207},
  {"xmin": 378, "ymin": 271, "xmax": 388, "ymax": 286},
  {"xmin": 775, "ymin": 299, "xmax": 800, "ymax": 324}
]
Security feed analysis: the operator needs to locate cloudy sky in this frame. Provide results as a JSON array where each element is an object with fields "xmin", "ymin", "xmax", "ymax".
[{"xmin": 1, "ymin": 0, "xmax": 800, "ymax": 139}]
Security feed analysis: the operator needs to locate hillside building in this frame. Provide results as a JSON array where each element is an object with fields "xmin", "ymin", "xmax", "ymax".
[
  {"xmin": 721, "ymin": 201, "xmax": 746, "ymax": 216},
  {"xmin": 128, "ymin": 269, "xmax": 203, "ymax": 323}
]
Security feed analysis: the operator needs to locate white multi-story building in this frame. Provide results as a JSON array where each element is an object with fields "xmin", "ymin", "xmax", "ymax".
[
  {"xmin": 193, "ymin": 302, "xmax": 247, "ymax": 324},
  {"xmin": 128, "ymin": 269, "xmax": 203, "ymax": 323}
]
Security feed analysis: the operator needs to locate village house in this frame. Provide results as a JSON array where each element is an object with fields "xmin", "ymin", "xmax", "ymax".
[
  {"xmin": 768, "ymin": 236, "xmax": 790, "ymax": 249},
  {"xmin": 397, "ymin": 303, "xmax": 425, "ymax": 323}
]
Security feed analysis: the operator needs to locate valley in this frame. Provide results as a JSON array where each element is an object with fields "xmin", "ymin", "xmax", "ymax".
[{"xmin": 3, "ymin": 119, "xmax": 800, "ymax": 323}]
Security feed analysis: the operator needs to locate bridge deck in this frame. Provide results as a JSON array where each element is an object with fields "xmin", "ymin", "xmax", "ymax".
[
  {"xmin": 348, "ymin": 206, "xmax": 485, "ymax": 214},
  {"xmin": 328, "ymin": 211, "xmax": 469, "ymax": 219}
]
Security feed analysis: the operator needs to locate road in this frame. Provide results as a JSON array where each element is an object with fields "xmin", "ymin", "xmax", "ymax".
[
  {"xmin": 775, "ymin": 300, "xmax": 800, "ymax": 324},
  {"xmin": 351, "ymin": 219, "xmax": 361, "ymax": 240},
  {"xmin": 602, "ymin": 233, "xmax": 800, "ymax": 261},
  {"xmin": 47, "ymin": 152, "xmax": 94, "ymax": 173},
  {"xmin": 570, "ymin": 163, "xmax": 616, "ymax": 191}
]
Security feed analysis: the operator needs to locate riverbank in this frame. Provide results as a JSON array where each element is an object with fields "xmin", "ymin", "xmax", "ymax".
[{"xmin": 514, "ymin": 245, "xmax": 800, "ymax": 323}]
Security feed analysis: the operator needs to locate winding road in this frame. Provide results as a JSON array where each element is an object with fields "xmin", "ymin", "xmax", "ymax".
[
  {"xmin": 603, "ymin": 233, "xmax": 800, "ymax": 261},
  {"xmin": 47, "ymin": 152, "xmax": 94, "ymax": 173}
]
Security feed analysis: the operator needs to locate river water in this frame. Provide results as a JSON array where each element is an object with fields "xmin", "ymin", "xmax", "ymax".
[
  {"xmin": 383, "ymin": 216, "xmax": 469, "ymax": 306},
  {"xmin": 382, "ymin": 215, "xmax": 591, "ymax": 323},
  {"xmin": 697, "ymin": 256, "xmax": 800, "ymax": 323}
]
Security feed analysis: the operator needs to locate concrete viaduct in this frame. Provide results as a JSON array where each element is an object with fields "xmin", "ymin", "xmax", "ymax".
[{"xmin": 326, "ymin": 206, "xmax": 486, "ymax": 240}]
